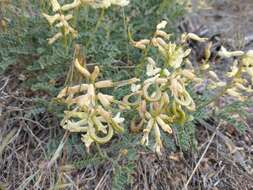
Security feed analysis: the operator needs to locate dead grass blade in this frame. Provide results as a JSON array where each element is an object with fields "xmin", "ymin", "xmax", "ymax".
[{"xmin": 0, "ymin": 128, "xmax": 18, "ymax": 158}]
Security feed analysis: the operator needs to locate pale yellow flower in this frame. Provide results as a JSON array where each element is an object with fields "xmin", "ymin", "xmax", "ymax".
[
  {"xmin": 111, "ymin": 0, "xmax": 130, "ymax": 6},
  {"xmin": 187, "ymin": 33, "xmax": 208, "ymax": 42},
  {"xmin": 48, "ymin": 32, "xmax": 63, "ymax": 44},
  {"xmin": 226, "ymin": 60, "xmax": 239, "ymax": 77},
  {"xmin": 62, "ymin": 119, "xmax": 88, "ymax": 132},
  {"xmin": 81, "ymin": 133, "xmax": 94, "ymax": 150},
  {"xmin": 88, "ymin": 0, "xmax": 129, "ymax": 8},
  {"xmin": 226, "ymin": 88, "xmax": 244, "ymax": 101},
  {"xmin": 146, "ymin": 57, "xmax": 161, "ymax": 76},
  {"xmin": 208, "ymin": 71, "xmax": 220, "ymax": 81},
  {"xmin": 131, "ymin": 83, "xmax": 141, "ymax": 92},
  {"xmin": 156, "ymin": 116, "xmax": 172, "ymax": 134},
  {"xmin": 141, "ymin": 118, "xmax": 154, "ymax": 146},
  {"xmin": 97, "ymin": 93, "xmax": 114, "ymax": 108},
  {"xmin": 42, "ymin": 13, "xmax": 61, "ymax": 25},
  {"xmin": 218, "ymin": 46, "xmax": 244, "ymax": 58},
  {"xmin": 132, "ymin": 39, "xmax": 150, "ymax": 50},
  {"xmin": 113, "ymin": 112, "xmax": 125, "ymax": 123},
  {"xmin": 50, "ymin": 0, "xmax": 61, "ymax": 12},
  {"xmin": 156, "ymin": 20, "xmax": 167, "ymax": 30},
  {"xmin": 61, "ymin": 0, "xmax": 81, "ymax": 11}
]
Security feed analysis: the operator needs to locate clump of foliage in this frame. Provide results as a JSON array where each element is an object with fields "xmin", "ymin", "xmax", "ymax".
[
  {"xmin": 57, "ymin": 56, "xmax": 138, "ymax": 150},
  {"xmin": 42, "ymin": 0, "xmax": 253, "ymax": 155},
  {"xmin": 0, "ymin": 0, "xmax": 185, "ymax": 96}
]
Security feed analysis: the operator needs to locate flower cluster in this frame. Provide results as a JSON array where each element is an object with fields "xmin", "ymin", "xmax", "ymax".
[
  {"xmin": 43, "ymin": 0, "xmax": 79, "ymax": 44},
  {"xmin": 43, "ymin": 0, "xmax": 129, "ymax": 44},
  {"xmin": 125, "ymin": 21, "xmax": 208, "ymax": 154},
  {"xmin": 55, "ymin": 15, "xmax": 253, "ymax": 154},
  {"xmin": 57, "ymin": 58, "xmax": 137, "ymax": 150},
  {"xmin": 204, "ymin": 46, "xmax": 253, "ymax": 102}
]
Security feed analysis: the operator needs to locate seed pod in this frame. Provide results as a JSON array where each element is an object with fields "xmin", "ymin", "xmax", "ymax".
[
  {"xmin": 138, "ymin": 100, "xmax": 147, "ymax": 118},
  {"xmin": 88, "ymin": 124, "xmax": 113, "ymax": 144},
  {"xmin": 156, "ymin": 37, "xmax": 167, "ymax": 47},
  {"xmin": 218, "ymin": 46, "xmax": 244, "ymax": 58},
  {"xmin": 143, "ymin": 83, "xmax": 162, "ymax": 102},
  {"xmin": 132, "ymin": 39, "xmax": 150, "ymax": 49},
  {"xmin": 174, "ymin": 90, "xmax": 193, "ymax": 107},
  {"xmin": 62, "ymin": 119, "xmax": 88, "ymax": 132},
  {"xmin": 200, "ymin": 63, "xmax": 210, "ymax": 70}
]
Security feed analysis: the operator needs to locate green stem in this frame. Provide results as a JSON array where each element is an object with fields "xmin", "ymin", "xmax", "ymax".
[
  {"xmin": 86, "ymin": 8, "xmax": 105, "ymax": 49},
  {"xmin": 95, "ymin": 143, "xmax": 114, "ymax": 163},
  {"xmin": 122, "ymin": 8, "xmax": 130, "ymax": 62}
]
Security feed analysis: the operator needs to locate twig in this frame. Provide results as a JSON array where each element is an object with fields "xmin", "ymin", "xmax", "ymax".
[
  {"xmin": 47, "ymin": 131, "xmax": 69, "ymax": 169},
  {"xmin": 184, "ymin": 122, "xmax": 220, "ymax": 189}
]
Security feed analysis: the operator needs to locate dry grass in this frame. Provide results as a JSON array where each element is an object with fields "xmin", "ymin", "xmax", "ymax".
[{"xmin": 1, "ymin": 75, "xmax": 253, "ymax": 189}]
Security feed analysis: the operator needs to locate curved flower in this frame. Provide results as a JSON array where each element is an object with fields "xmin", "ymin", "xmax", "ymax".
[
  {"xmin": 218, "ymin": 46, "xmax": 244, "ymax": 58},
  {"xmin": 57, "ymin": 59, "xmax": 131, "ymax": 150},
  {"xmin": 169, "ymin": 78, "xmax": 195, "ymax": 110},
  {"xmin": 140, "ymin": 110, "xmax": 173, "ymax": 155}
]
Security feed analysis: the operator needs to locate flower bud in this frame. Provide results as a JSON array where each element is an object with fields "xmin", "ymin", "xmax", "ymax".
[{"xmin": 156, "ymin": 20, "xmax": 167, "ymax": 30}]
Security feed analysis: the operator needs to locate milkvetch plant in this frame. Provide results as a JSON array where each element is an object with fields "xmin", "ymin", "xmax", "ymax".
[
  {"xmin": 55, "ymin": 18, "xmax": 253, "ymax": 154},
  {"xmin": 57, "ymin": 57, "xmax": 138, "ymax": 150},
  {"xmin": 124, "ymin": 20, "xmax": 253, "ymax": 154},
  {"xmin": 46, "ymin": 0, "xmax": 252, "ymax": 154},
  {"xmin": 124, "ymin": 21, "xmax": 205, "ymax": 154}
]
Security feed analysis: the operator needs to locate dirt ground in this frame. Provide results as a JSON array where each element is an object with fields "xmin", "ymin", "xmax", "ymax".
[
  {"xmin": 0, "ymin": 0, "xmax": 253, "ymax": 190},
  {"xmin": 184, "ymin": 0, "xmax": 253, "ymax": 49}
]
